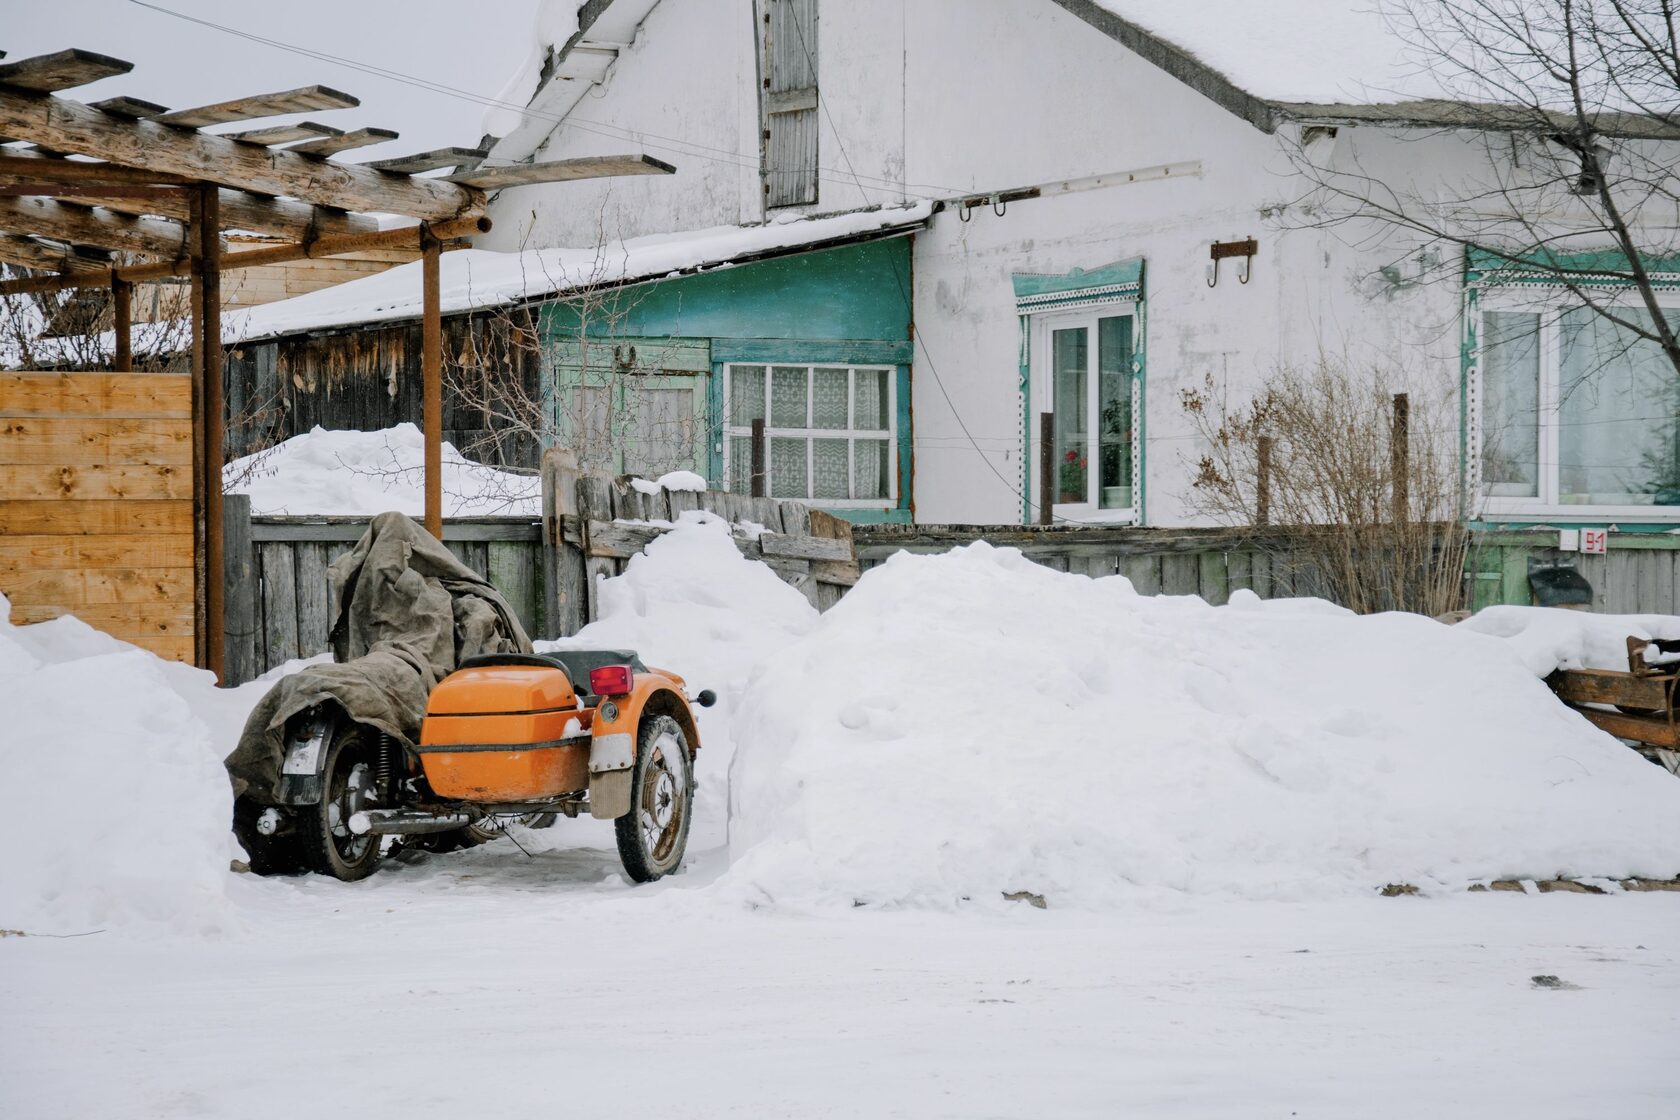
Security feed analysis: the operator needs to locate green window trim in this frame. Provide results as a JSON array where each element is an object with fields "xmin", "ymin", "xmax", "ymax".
[
  {"xmin": 1461, "ymin": 245, "xmax": 1680, "ymax": 523},
  {"xmin": 1013, "ymin": 259, "xmax": 1148, "ymax": 525}
]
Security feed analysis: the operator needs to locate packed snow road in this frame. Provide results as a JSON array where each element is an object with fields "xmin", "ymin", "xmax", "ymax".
[{"xmin": 4, "ymin": 844, "xmax": 1678, "ymax": 1119}]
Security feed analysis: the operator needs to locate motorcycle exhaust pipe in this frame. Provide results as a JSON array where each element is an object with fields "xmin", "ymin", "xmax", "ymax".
[{"xmin": 349, "ymin": 809, "xmax": 473, "ymax": 836}]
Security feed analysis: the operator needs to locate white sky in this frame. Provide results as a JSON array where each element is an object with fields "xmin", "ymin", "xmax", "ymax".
[{"xmin": 3, "ymin": 0, "xmax": 541, "ymax": 160}]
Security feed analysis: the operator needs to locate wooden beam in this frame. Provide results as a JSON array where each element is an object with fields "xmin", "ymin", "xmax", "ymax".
[
  {"xmin": 365, "ymin": 147, "xmax": 489, "ymax": 175},
  {"xmin": 0, "ymin": 152, "xmax": 192, "ymax": 184},
  {"xmin": 155, "ymin": 85, "xmax": 359, "ymax": 129},
  {"xmin": 112, "ymin": 274, "xmax": 131, "ymax": 370},
  {"xmin": 0, "ymin": 233, "xmax": 108, "ymax": 273},
  {"xmin": 87, "ymin": 95, "xmax": 168, "ymax": 120},
  {"xmin": 286, "ymin": 127, "xmax": 398, "ymax": 158},
  {"xmin": 0, "ymin": 153, "xmax": 376, "ymax": 239},
  {"xmin": 446, "ymin": 154, "xmax": 677, "ymax": 190},
  {"xmin": 0, "ymin": 213, "xmax": 491, "ymax": 294},
  {"xmin": 0, "ymin": 194, "xmax": 191, "ymax": 255},
  {"xmin": 0, "ymin": 86, "xmax": 485, "ymax": 220},
  {"xmin": 200, "ymin": 184, "xmax": 224, "ymax": 683},
  {"xmin": 58, "ymin": 187, "xmax": 377, "ymax": 241},
  {"xmin": 0, "ymin": 49, "xmax": 133, "ymax": 94},
  {"xmin": 224, "ymin": 121, "xmax": 341, "ymax": 146},
  {"xmin": 422, "ymin": 234, "xmax": 442, "ymax": 537},
  {"xmin": 0, "ymin": 182, "xmax": 189, "ymax": 200}
]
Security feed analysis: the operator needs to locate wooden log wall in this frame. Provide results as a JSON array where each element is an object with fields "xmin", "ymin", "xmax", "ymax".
[
  {"xmin": 222, "ymin": 307, "xmax": 543, "ymax": 468},
  {"xmin": 0, "ymin": 370, "xmax": 195, "ymax": 660}
]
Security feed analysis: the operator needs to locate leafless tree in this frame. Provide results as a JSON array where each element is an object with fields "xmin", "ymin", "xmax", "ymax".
[
  {"xmin": 1286, "ymin": 0, "xmax": 1680, "ymax": 380},
  {"xmin": 0, "ymin": 265, "xmax": 193, "ymax": 371},
  {"xmin": 443, "ymin": 222, "xmax": 699, "ymax": 504},
  {"xmin": 1181, "ymin": 361, "xmax": 1471, "ymax": 616}
]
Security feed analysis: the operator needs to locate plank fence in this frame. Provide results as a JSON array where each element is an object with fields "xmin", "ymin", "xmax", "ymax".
[
  {"xmin": 1, "ymin": 370, "xmax": 197, "ymax": 662},
  {"xmin": 221, "ymin": 456, "xmax": 859, "ymax": 685},
  {"xmin": 851, "ymin": 523, "xmax": 1335, "ymax": 604}
]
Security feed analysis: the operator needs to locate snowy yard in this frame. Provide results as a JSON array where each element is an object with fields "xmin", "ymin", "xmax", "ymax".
[
  {"xmin": 5, "ymin": 520, "xmax": 1680, "ymax": 1118},
  {"xmin": 6, "ymin": 847, "xmax": 1680, "ymax": 1119}
]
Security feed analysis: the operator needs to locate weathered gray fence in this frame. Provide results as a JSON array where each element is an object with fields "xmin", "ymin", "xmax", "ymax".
[
  {"xmin": 222, "ymin": 494, "xmax": 544, "ymax": 685},
  {"xmin": 539, "ymin": 450, "xmax": 857, "ymax": 636},
  {"xmin": 851, "ymin": 523, "xmax": 1337, "ymax": 604}
]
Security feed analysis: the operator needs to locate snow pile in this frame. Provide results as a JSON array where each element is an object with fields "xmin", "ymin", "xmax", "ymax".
[
  {"xmin": 1457, "ymin": 606, "xmax": 1680, "ymax": 677},
  {"xmin": 723, "ymin": 545, "xmax": 1680, "ymax": 908},
  {"xmin": 538, "ymin": 513, "xmax": 819, "ymax": 839},
  {"xmin": 630, "ymin": 470, "xmax": 707, "ymax": 495},
  {"xmin": 225, "ymin": 423, "xmax": 540, "ymax": 517},
  {"xmin": 0, "ymin": 595, "xmax": 246, "ymax": 934}
]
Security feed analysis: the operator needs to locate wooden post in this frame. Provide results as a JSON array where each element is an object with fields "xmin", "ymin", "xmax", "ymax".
[
  {"xmin": 1391, "ymin": 392, "xmax": 1410, "ymax": 524},
  {"xmin": 1038, "ymin": 412, "xmax": 1054, "ymax": 526},
  {"xmin": 200, "ymin": 184, "xmax": 224, "ymax": 683},
  {"xmin": 1257, "ymin": 435, "xmax": 1273, "ymax": 528},
  {"xmin": 110, "ymin": 275, "xmax": 130, "ymax": 370},
  {"xmin": 188, "ymin": 187, "xmax": 206, "ymax": 670},
  {"xmin": 750, "ymin": 417, "xmax": 766, "ymax": 498},
  {"xmin": 222, "ymin": 492, "xmax": 256, "ymax": 686},
  {"xmin": 421, "ymin": 232, "xmax": 442, "ymax": 538}
]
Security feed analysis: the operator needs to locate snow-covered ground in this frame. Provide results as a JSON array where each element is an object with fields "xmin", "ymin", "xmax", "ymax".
[{"xmin": 4, "ymin": 523, "xmax": 1679, "ymax": 1118}]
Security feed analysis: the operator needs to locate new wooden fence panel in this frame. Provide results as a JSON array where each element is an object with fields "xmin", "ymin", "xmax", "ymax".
[{"xmin": 0, "ymin": 371, "xmax": 196, "ymax": 662}]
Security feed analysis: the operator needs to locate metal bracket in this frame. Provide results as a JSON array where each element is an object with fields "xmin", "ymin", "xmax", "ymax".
[{"xmin": 1208, "ymin": 237, "xmax": 1258, "ymax": 287}]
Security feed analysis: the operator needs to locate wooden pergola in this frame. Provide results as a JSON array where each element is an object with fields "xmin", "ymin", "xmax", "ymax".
[{"xmin": 0, "ymin": 47, "xmax": 674, "ymax": 680}]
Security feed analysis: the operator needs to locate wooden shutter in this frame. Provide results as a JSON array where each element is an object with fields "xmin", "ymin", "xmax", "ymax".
[{"xmin": 760, "ymin": 0, "xmax": 818, "ymax": 208}]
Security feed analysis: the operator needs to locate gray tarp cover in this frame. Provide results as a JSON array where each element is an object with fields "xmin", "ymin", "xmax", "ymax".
[{"xmin": 225, "ymin": 512, "xmax": 532, "ymax": 801}]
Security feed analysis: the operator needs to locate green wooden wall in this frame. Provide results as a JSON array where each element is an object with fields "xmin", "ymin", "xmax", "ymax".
[
  {"xmin": 1467, "ymin": 530, "xmax": 1680, "ymax": 613},
  {"xmin": 538, "ymin": 237, "xmax": 915, "ymax": 523}
]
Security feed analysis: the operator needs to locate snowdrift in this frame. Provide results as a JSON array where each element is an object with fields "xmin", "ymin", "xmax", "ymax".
[
  {"xmin": 0, "ymin": 595, "xmax": 260, "ymax": 934},
  {"xmin": 538, "ymin": 513, "xmax": 819, "ymax": 842},
  {"xmin": 723, "ymin": 544, "xmax": 1680, "ymax": 907},
  {"xmin": 224, "ymin": 423, "xmax": 541, "ymax": 517},
  {"xmin": 1457, "ymin": 605, "xmax": 1680, "ymax": 677}
]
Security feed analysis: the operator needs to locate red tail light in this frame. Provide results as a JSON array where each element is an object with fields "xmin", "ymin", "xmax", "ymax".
[{"xmin": 588, "ymin": 664, "xmax": 634, "ymax": 696}]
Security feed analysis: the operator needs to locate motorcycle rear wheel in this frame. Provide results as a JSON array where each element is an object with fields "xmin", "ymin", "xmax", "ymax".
[{"xmin": 302, "ymin": 721, "xmax": 384, "ymax": 881}]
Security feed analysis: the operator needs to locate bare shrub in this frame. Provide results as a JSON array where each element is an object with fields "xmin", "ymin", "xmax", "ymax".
[{"xmin": 1181, "ymin": 361, "xmax": 1470, "ymax": 616}]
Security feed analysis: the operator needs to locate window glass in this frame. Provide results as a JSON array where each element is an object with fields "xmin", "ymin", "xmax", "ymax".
[
  {"xmin": 855, "ymin": 368, "xmax": 889, "ymax": 429},
  {"xmin": 812, "ymin": 438, "xmax": 849, "ymax": 498},
  {"xmin": 729, "ymin": 365, "xmax": 765, "ymax": 426},
  {"xmin": 771, "ymin": 366, "xmax": 808, "ymax": 427},
  {"xmin": 812, "ymin": 367, "xmax": 849, "ymax": 429},
  {"xmin": 1559, "ymin": 308, "xmax": 1680, "ymax": 505},
  {"xmin": 1052, "ymin": 327, "xmax": 1089, "ymax": 503},
  {"xmin": 854, "ymin": 439, "xmax": 889, "ymax": 499},
  {"xmin": 1482, "ymin": 311, "xmax": 1541, "ymax": 498},
  {"xmin": 1097, "ymin": 315, "xmax": 1133, "ymax": 510},
  {"xmin": 770, "ymin": 436, "xmax": 807, "ymax": 498}
]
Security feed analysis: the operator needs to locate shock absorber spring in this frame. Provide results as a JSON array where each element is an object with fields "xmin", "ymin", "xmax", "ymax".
[{"xmin": 376, "ymin": 733, "xmax": 396, "ymax": 803}]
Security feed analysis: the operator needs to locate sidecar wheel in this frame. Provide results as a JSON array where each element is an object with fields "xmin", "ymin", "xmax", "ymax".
[
  {"xmin": 303, "ymin": 721, "xmax": 384, "ymax": 882},
  {"xmin": 614, "ymin": 716, "xmax": 693, "ymax": 883}
]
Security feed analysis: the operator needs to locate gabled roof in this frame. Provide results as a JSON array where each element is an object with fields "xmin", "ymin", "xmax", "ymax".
[{"xmin": 1052, "ymin": 0, "xmax": 1672, "ymax": 137}]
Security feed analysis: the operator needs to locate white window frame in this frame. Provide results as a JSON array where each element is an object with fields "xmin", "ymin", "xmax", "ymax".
[
  {"xmin": 1028, "ymin": 303, "xmax": 1141, "ymax": 524},
  {"xmin": 1474, "ymin": 289, "xmax": 1680, "ymax": 521},
  {"xmin": 721, "ymin": 362, "xmax": 898, "ymax": 507}
]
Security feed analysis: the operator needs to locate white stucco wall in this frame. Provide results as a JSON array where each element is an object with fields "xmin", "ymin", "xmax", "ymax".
[{"xmin": 481, "ymin": 0, "xmax": 1668, "ymax": 527}]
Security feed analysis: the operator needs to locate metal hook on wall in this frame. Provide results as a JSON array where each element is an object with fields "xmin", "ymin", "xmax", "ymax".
[
  {"xmin": 992, "ymin": 193, "xmax": 1007, "ymax": 217},
  {"xmin": 958, "ymin": 202, "xmax": 973, "ymax": 223},
  {"xmin": 1208, "ymin": 238, "xmax": 1258, "ymax": 289}
]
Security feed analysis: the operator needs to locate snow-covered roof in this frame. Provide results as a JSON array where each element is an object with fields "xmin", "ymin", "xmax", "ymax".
[
  {"xmin": 1087, "ymin": 0, "xmax": 1445, "ymax": 107},
  {"xmin": 218, "ymin": 202, "xmax": 930, "ymax": 345}
]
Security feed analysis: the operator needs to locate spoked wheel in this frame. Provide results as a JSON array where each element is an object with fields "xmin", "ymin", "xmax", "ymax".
[
  {"xmin": 614, "ymin": 716, "xmax": 693, "ymax": 882},
  {"xmin": 303, "ymin": 720, "xmax": 384, "ymax": 881}
]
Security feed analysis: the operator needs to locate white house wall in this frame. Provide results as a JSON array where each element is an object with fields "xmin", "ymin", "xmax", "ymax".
[{"xmin": 482, "ymin": 0, "xmax": 1665, "ymax": 527}]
